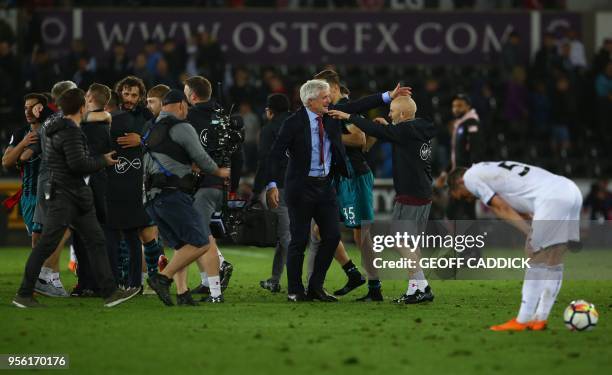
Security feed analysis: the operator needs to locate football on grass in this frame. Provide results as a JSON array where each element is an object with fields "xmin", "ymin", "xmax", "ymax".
[{"xmin": 563, "ymin": 300, "xmax": 599, "ymax": 331}]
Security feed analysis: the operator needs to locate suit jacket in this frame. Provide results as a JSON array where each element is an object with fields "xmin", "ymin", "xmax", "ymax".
[
  {"xmin": 267, "ymin": 93, "xmax": 386, "ymax": 202},
  {"xmin": 253, "ymin": 111, "xmax": 291, "ymax": 195}
]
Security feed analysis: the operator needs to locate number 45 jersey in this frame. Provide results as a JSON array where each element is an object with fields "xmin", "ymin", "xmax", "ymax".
[{"xmin": 463, "ymin": 161, "xmax": 582, "ymax": 217}]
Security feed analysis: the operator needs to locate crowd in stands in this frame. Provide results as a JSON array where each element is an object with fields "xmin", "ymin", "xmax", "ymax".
[
  {"xmin": 16, "ymin": 0, "xmax": 570, "ymax": 10},
  {"xmin": 1, "ymin": 15, "xmax": 611, "ymax": 179}
]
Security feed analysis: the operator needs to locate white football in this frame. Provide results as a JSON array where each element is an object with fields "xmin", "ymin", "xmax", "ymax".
[{"xmin": 563, "ymin": 300, "xmax": 599, "ymax": 331}]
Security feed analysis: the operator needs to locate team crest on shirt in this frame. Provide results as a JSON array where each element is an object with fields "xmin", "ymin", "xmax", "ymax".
[
  {"xmin": 420, "ymin": 143, "xmax": 431, "ymax": 161},
  {"xmin": 115, "ymin": 157, "xmax": 142, "ymax": 174},
  {"xmin": 200, "ymin": 129, "xmax": 208, "ymax": 147}
]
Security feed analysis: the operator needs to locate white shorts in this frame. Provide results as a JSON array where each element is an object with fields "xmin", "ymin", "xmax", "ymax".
[{"xmin": 530, "ymin": 179, "xmax": 582, "ymax": 251}]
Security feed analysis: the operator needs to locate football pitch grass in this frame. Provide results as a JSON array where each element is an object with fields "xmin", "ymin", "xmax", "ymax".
[{"xmin": 1, "ymin": 246, "xmax": 611, "ymax": 375}]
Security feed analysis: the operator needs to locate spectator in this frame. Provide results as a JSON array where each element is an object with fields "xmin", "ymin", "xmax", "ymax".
[
  {"xmin": 132, "ymin": 52, "xmax": 152, "ymax": 88},
  {"xmin": 583, "ymin": 180, "xmax": 612, "ymax": 221},
  {"xmin": 64, "ymin": 39, "xmax": 95, "ymax": 77},
  {"xmin": 239, "ymin": 101, "xmax": 260, "ymax": 175},
  {"xmin": 143, "ymin": 40, "xmax": 162, "ymax": 76},
  {"xmin": 105, "ymin": 43, "xmax": 132, "ymax": 85},
  {"xmin": 267, "ymin": 75, "xmax": 287, "ymax": 95},
  {"xmin": 152, "ymin": 58, "xmax": 177, "ymax": 88},
  {"xmin": 593, "ymin": 38, "xmax": 612, "ymax": 75},
  {"xmin": 184, "ymin": 36, "xmax": 199, "ymax": 77},
  {"xmin": 550, "ymin": 75, "xmax": 575, "ymax": 155},
  {"xmin": 229, "ymin": 67, "xmax": 258, "ymax": 106},
  {"xmin": 529, "ymin": 80, "xmax": 551, "ymax": 138},
  {"xmin": 25, "ymin": 48, "xmax": 61, "ymax": 93},
  {"xmin": 0, "ymin": 35, "xmax": 19, "ymax": 122},
  {"xmin": 501, "ymin": 31, "xmax": 524, "ymax": 78},
  {"xmin": 532, "ymin": 33, "xmax": 560, "ymax": 84},
  {"xmin": 564, "ymin": 29, "xmax": 587, "ymax": 70},
  {"xmin": 595, "ymin": 61, "xmax": 612, "ymax": 98},
  {"xmin": 595, "ymin": 61, "xmax": 612, "ymax": 142},
  {"xmin": 161, "ymin": 39, "xmax": 184, "ymax": 77},
  {"xmin": 196, "ymin": 31, "xmax": 224, "ymax": 83},
  {"xmin": 502, "ymin": 66, "xmax": 529, "ymax": 141},
  {"xmin": 471, "ymin": 81, "xmax": 497, "ymax": 131},
  {"xmin": 72, "ymin": 54, "xmax": 96, "ymax": 90},
  {"xmin": 556, "ymin": 42, "xmax": 578, "ymax": 81}
]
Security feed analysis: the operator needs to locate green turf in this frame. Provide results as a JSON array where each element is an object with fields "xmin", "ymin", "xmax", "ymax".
[{"xmin": 1, "ymin": 246, "xmax": 611, "ymax": 375}]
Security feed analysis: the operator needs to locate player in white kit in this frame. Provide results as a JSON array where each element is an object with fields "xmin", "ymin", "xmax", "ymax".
[{"xmin": 447, "ymin": 161, "xmax": 582, "ymax": 331}]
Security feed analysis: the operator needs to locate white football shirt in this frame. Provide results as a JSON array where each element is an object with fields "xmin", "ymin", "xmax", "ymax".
[{"xmin": 463, "ymin": 161, "xmax": 568, "ymax": 214}]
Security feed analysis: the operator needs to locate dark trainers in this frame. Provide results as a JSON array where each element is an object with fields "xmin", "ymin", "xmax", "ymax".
[
  {"xmin": 103, "ymin": 287, "xmax": 139, "ymax": 307},
  {"xmin": 393, "ymin": 293, "xmax": 411, "ymax": 304},
  {"xmin": 260, "ymin": 279, "xmax": 281, "ymax": 293},
  {"xmin": 333, "ymin": 272, "xmax": 366, "ymax": 296},
  {"xmin": 404, "ymin": 286, "xmax": 434, "ymax": 304},
  {"xmin": 12, "ymin": 295, "xmax": 46, "ymax": 308},
  {"xmin": 177, "ymin": 290, "xmax": 198, "ymax": 306},
  {"xmin": 147, "ymin": 273, "xmax": 174, "ymax": 306},
  {"xmin": 191, "ymin": 284, "xmax": 211, "ymax": 295},
  {"xmin": 356, "ymin": 288, "xmax": 384, "ymax": 302},
  {"xmin": 70, "ymin": 285, "xmax": 99, "ymax": 298},
  {"xmin": 287, "ymin": 293, "xmax": 312, "ymax": 302},
  {"xmin": 202, "ymin": 294, "xmax": 224, "ymax": 303},
  {"xmin": 220, "ymin": 261, "xmax": 233, "ymax": 291}
]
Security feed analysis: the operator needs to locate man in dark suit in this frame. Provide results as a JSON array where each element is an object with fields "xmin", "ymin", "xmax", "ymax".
[
  {"xmin": 253, "ymin": 93, "xmax": 292, "ymax": 293},
  {"xmin": 266, "ymin": 79, "xmax": 410, "ymax": 302}
]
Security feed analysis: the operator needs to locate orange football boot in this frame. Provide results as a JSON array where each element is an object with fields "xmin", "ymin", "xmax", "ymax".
[
  {"xmin": 528, "ymin": 320, "xmax": 548, "ymax": 331},
  {"xmin": 490, "ymin": 318, "xmax": 530, "ymax": 331},
  {"xmin": 68, "ymin": 260, "xmax": 78, "ymax": 275}
]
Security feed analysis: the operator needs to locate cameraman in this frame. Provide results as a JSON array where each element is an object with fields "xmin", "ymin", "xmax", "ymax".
[
  {"xmin": 253, "ymin": 94, "xmax": 291, "ymax": 293},
  {"xmin": 183, "ymin": 76, "xmax": 242, "ymax": 297},
  {"xmin": 144, "ymin": 90, "xmax": 230, "ymax": 305}
]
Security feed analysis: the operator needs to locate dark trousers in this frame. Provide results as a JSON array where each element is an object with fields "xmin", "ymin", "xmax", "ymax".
[
  {"xmin": 18, "ymin": 190, "xmax": 116, "ymax": 298},
  {"xmin": 74, "ymin": 232, "xmax": 98, "ymax": 291},
  {"xmin": 105, "ymin": 228, "xmax": 142, "ymax": 288},
  {"xmin": 286, "ymin": 179, "xmax": 340, "ymax": 294},
  {"xmin": 74, "ymin": 172, "xmax": 108, "ymax": 291}
]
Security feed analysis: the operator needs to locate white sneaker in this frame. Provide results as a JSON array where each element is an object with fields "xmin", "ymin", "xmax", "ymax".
[{"xmin": 35, "ymin": 279, "xmax": 68, "ymax": 298}]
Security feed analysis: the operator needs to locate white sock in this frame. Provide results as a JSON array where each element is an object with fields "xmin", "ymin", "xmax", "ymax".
[
  {"xmin": 217, "ymin": 249, "xmax": 225, "ymax": 265},
  {"xmin": 200, "ymin": 272, "xmax": 209, "ymax": 286},
  {"xmin": 142, "ymin": 272, "xmax": 147, "ymax": 283},
  {"xmin": 516, "ymin": 264, "xmax": 548, "ymax": 323},
  {"xmin": 406, "ymin": 270, "xmax": 428, "ymax": 295},
  {"xmin": 39, "ymin": 266, "xmax": 53, "ymax": 281},
  {"xmin": 534, "ymin": 264, "xmax": 564, "ymax": 321},
  {"xmin": 208, "ymin": 276, "xmax": 221, "ymax": 297},
  {"xmin": 51, "ymin": 272, "xmax": 63, "ymax": 288},
  {"xmin": 69, "ymin": 245, "xmax": 77, "ymax": 262}
]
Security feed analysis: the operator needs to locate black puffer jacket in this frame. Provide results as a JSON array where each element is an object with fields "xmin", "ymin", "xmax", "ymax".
[{"xmin": 45, "ymin": 116, "xmax": 107, "ymax": 193}]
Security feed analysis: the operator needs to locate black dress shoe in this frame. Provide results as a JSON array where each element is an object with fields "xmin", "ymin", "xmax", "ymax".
[
  {"xmin": 307, "ymin": 289, "xmax": 338, "ymax": 302},
  {"xmin": 260, "ymin": 279, "xmax": 281, "ymax": 293},
  {"xmin": 287, "ymin": 293, "xmax": 311, "ymax": 302},
  {"xmin": 333, "ymin": 272, "xmax": 366, "ymax": 296}
]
